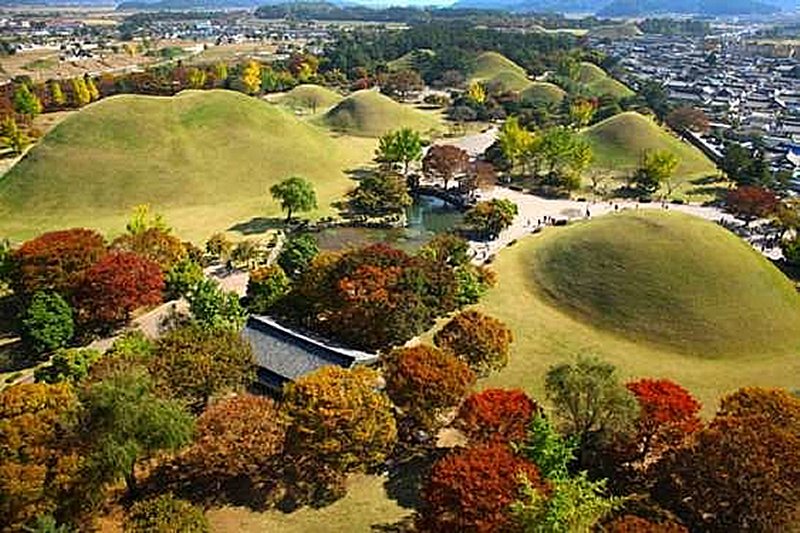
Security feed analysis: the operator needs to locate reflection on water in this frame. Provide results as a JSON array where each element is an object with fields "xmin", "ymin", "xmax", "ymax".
[{"xmin": 314, "ymin": 195, "xmax": 464, "ymax": 252}]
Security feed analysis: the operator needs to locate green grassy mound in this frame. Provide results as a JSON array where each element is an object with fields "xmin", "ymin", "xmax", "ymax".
[
  {"xmin": 520, "ymin": 82, "xmax": 566, "ymax": 105},
  {"xmin": 470, "ymin": 51, "xmax": 532, "ymax": 92},
  {"xmin": 577, "ymin": 62, "xmax": 634, "ymax": 98},
  {"xmin": 581, "ymin": 111, "xmax": 716, "ymax": 179},
  {"xmin": 530, "ymin": 211, "xmax": 800, "ymax": 355},
  {"xmin": 274, "ymin": 84, "xmax": 343, "ymax": 111},
  {"xmin": 0, "ymin": 90, "xmax": 374, "ymax": 241},
  {"xmin": 321, "ymin": 90, "xmax": 441, "ymax": 137},
  {"xmin": 387, "ymin": 49, "xmax": 434, "ymax": 71}
]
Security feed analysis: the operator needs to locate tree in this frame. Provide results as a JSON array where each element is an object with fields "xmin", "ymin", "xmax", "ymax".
[
  {"xmin": 280, "ymin": 243, "xmax": 458, "ymax": 351},
  {"xmin": 383, "ymin": 345, "xmax": 475, "ymax": 434},
  {"xmin": 178, "ymin": 394, "xmax": 285, "ymax": 495},
  {"xmin": 245, "ymin": 265, "xmax": 290, "ymax": 314},
  {"xmin": 150, "ymin": 325, "xmax": 253, "ymax": 413},
  {"xmin": 73, "ymin": 252, "xmax": 164, "ymax": 330},
  {"xmin": 434, "ymin": 309, "xmax": 513, "ymax": 375},
  {"xmin": 419, "ymin": 232, "xmax": 470, "ymax": 267},
  {"xmin": 49, "ymin": 81, "xmax": 66, "ymax": 107},
  {"xmin": 13, "ymin": 83, "xmax": 42, "ymax": 117},
  {"xmin": 464, "ymin": 199, "xmax": 518, "ymax": 240},
  {"xmin": 34, "ymin": 348, "xmax": 101, "ymax": 384},
  {"xmin": 239, "ymin": 60, "xmax": 262, "ymax": 95},
  {"xmin": 125, "ymin": 204, "xmax": 169, "ymax": 236},
  {"xmin": 725, "ymin": 185, "xmax": 778, "ymax": 223},
  {"xmin": 422, "ymin": 144, "xmax": 470, "ymax": 190},
  {"xmin": 666, "ymin": 106, "xmax": 709, "ymax": 133},
  {"xmin": 347, "ymin": 172, "xmax": 412, "ymax": 215},
  {"xmin": 85, "ymin": 77, "xmax": 99, "ymax": 101},
  {"xmin": 205, "ymin": 233, "xmax": 233, "ymax": 261},
  {"xmin": 125, "ymin": 494, "xmax": 208, "ymax": 533},
  {"xmin": 653, "ymin": 402, "xmax": 800, "ymax": 531},
  {"xmin": 82, "ymin": 368, "xmax": 194, "ymax": 496},
  {"xmin": 603, "ymin": 515, "xmax": 688, "ymax": 533},
  {"xmin": 720, "ymin": 142, "xmax": 752, "ymax": 185},
  {"xmin": 498, "ymin": 116, "xmax": 534, "ymax": 174},
  {"xmin": 532, "ymin": 127, "xmax": 593, "ymax": 189},
  {"xmin": 70, "ymin": 78, "xmax": 91, "ymax": 107},
  {"xmin": 513, "ymin": 414, "xmax": 620, "ymax": 532},
  {"xmin": 186, "ymin": 67, "xmax": 207, "ymax": 89},
  {"xmin": 0, "ymin": 383, "xmax": 82, "ymax": 531},
  {"xmin": 455, "ymin": 388, "xmax": 538, "ymax": 444},
  {"xmin": 0, "ymin": 116, "xmax": 32, "ymax": 155},
  {"xmin": 716, "ymin": 386, "xmax": 800, "ymax": 428},
  {"xmin": 186, "ymin": 278, "xmax": 247, "ymax": 331},
  {"xmin": 11, "ymin": 228, "xmax": 106, "ymax": 299},
  {"xmin": 545, "ymin": 357, "xmax": 638, "ymax": 459},
  {"xmin": 283, "ymin": 366, "xmax": 396, "ymax": 473},
  {"xmin": 270, "ymin": 176, "xmax": 317, "ymax": 223},
  {"xmin": 639, "ymin": 81, "xmax": 669, "ymax": 121},
  {"xmin": 277, "ymin": 234, "xmax": 319, "ymax": 279},
  {"xmin": 20, "ymin": 292, "xmax": 74, "ymax": 355},
  {"xmin": 164, "ymin": 258, "xmax": 204, "ymax": 300},
  {"xmin": 381, "ymin": 69, "xmax": 424, "ymax": 101},
  {"xmin": 633, "ymin": 150, "xmax": 679, "ymax": 196},
  {"xmin": 418, "ymin": 443, "xmax": 545, "ymax": 533},
  {"xmin": 569, "ymin": 99, "xmax": 596, "ymax": 128},
  {"xmin": 375, "ymin": 128, "xmax": 423, "ymax": 181},
  {"xmin": 453, "ymin": 263, "xmax": 496, "ymax": 306},
  {"xmin": 111, "ymin": 228, "xmax": 186, "ymax": 272}
]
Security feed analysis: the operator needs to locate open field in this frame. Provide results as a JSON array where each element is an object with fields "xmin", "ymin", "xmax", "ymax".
[
  {"xmin": 321, "ymin": 90, "xmax": 443, "ymax": 137},
  {"xmin": 0, "ymin": 90, "xmax": 375, "ymax": 243},
  {"xmin": 186, "ymin": 42, "xmax": 280, "ymax": 65},
  {"xmin": 469, "ymin": 51, "xmax": 532, "ymax": 92},
  {"xmin": 0, "ymin": 48, "xmax": 158, "ymax": 83},
  {"xmin": 478, "ymin": 211, "xmax": 800, "ymax": 412},
  {"xmin": 207, "ymin": 474, "xmax": 411, "ymax": 533},
  {"xmin": 582, "ymin": 111, "xmax": 718, "ymax": 182}
]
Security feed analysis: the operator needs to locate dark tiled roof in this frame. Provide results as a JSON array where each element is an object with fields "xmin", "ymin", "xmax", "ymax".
[{"xmin": 242, "ymin": 316, "xmax": 378, "ymax": 390}]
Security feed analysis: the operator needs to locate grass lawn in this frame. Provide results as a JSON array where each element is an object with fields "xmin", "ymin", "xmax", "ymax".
[
  {"xmin": 206, "ymin": 474, "xmax": 412, "ymax": 533},
  {"xmin": 0, "ymin": 90, "xmax": 376, "ymax": 243},
  {"xmin": 478, "ymin": 211, "xmax": 800, "ymax": 413}
]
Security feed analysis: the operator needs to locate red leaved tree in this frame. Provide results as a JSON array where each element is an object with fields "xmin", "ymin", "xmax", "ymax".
[
  {"xmin": 417, "ymin": 443, "xmax": 546, "ymax": 533},
  {"xmin": 455, "ymin": 388, "xmax": 539, "ymax": 444},
  {"xmin": 423, "ymin": 144, "xmax": 470, "ymax": 190},
  {"xmin": 73, "ymin": 251, "xmax": 163, "ymax": 330},
  {"xmin": 11, "ymin": 228, "xmax": 106, "ymax": 298},
  {"xmin": 383, "ymin": 345, "xmax": 475, "ymax": 434},
  {"xmin": 725, "ymin": 186, "xmax": 778, "ymax": 223}
]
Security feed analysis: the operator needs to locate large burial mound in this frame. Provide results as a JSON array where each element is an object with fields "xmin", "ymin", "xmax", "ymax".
[
  {"xmin": 581, "ymin": 111, "xmax": 716, "ymax": 179},
  {"xmin": 577, "ymin": 62, "xmax": 634, "ymax": 98},
  {"xmin": 0, "ymin": 90, "xmax": 371, "ymax": 240},
  {"xmin": 470, "ymin": 51, "xmax": 532, "ymax": 92},
  {"xmin": 321, "ymin": 90, "xmax": 441, "ymax": 137},
  {"xmin": 274, "ymin": 84, "xmax": 343, "ymax": 112},
  {"xmin": 520, "ymin": 82, "xmax": 567, "ymax": 105},
  {"xmin": 529, "ymin": 211, "xmax": 800, "ymax": 356}
]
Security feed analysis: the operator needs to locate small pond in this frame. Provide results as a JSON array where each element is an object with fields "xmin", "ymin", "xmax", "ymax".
[{"xmin": 313, "ymin": 195, "xmax": 464, "ymax": 252}]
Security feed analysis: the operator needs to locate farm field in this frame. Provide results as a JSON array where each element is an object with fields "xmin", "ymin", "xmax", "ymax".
[
  {"xmin": 478, "ymin": 211, "xmax": 800, "ymax": 411},
  {"xmin": 0, "ymin": 90, "xmax": 375, "ymax": 242}
]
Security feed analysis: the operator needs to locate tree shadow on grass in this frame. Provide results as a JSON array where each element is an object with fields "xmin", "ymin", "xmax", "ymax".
[
  {"xmin": 345, "ymin": 167, "xmax": 376, "ymax": 182},
  {"xmin": 228, "ymin": 217, "xmax": 285, "ymax": 236},
  {"xmin": 383, "ymin": 451, "xmax": 443, "ymax": 510}
]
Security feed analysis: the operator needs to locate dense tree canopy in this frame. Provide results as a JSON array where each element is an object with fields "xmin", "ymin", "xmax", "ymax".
[
  {"xmin": 464, "ymin": 199, "xmax": 518, "ymax": 240},
  {"xmin": 455, "ymin": 388, "xmax": 538, "ymax": 444},
  {"xmin": 347, "ymin": 172, "xmax": 412, "ymax": 215},
  {"xmin": 20, "ymin": 291, "xmax": 74, "ymax": 355},
  {"xmin": 277, "ymin": 234, "xmax": 319, "ymax": 279},
  {"xmin": 434, "ymin": 310, "xmax": 513, "ymax": 375},
  {"xmin": 423, "ymin": 144, "xmax": 470, "ymax": 190},
  {"xmin": 245, "ymin": 265, "xmax": 290, "ymax": 314}
]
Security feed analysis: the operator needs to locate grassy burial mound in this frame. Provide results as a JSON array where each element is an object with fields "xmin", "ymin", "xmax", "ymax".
[
  {"xmin": 530, "ymin": 211, "xmax": 800, "ymax": 356},
  {"xmin": 321, "ymin": 90, "xmax": 442, "ymax": 137},
  {"xmin": 470, "ymin": 51, "xmax": 532, "ymax": 92},
  {"xmin": 0, "ymin": 90, "xmax": 374, "ymax": 241},
  {"xmin": 577, "ymin": 61, "xmax": 634, "ymax": 98},
  {"xmin": 273, "ymin": 84, "xmax": 343, "ymax": 112},
  {"xmin": 520, "ymin": 82, "xmax": 567, "ymax": 106},
  {"xmin": 387, "ymin": 48, "xmax": 435, "ymax": 71},
  {"xmin": 581, "ymin": 111, "xmax": 716, "ymax": 179}
]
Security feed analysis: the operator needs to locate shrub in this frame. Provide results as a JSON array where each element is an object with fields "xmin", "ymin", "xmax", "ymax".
[
  {"xmin": 205, "ymin": 233, "xmax": 233, "ymax": 260},
  {"xmin": 277, "ymin": 234, "xmax": 319, "ymax": 279},
  {"xmin": 434, "ymin": 310, "xmax": 513, "ymax": 375},
  {"xmin": 125, "ymin": 494, "xmax": 208, "ymax": 533},
  {"xmin": 20, "ymin": 292, "xmax": 74, "ymax": 354},
  {"xmin": 455, "ymin": 388, "xmax": 539, "ymax": 444},
  {"xmin": 245, "ymin": 265, "xmax": 290, "ymax": 314},
  {"xmin": 165, "ymin": 258, "xmax": 204, "ymax": 300},
  {"xmin": 186, "ymin": 278, "xmax": 247, "ymax": 331},
  {"xmin": 34, "ymin": 347, "xmax": 101, "ymax": 384}
]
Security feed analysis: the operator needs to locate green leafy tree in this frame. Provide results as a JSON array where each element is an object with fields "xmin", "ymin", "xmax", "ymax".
[
  {"xmin": 125, "ymin": 204, "xmax": 170, "ymax": 236},
  {"xmin": 81, "ymin": 368, "xmax": 194, "ymax": 496},
  {"xmin": 245, "ymin": 265, "xmax": 290, "ymax": 314},
  {"xmin": 20, "ymin": 292, "xmax": 74, "ymax": 355},
  {"xmin": 499, "ymin": 116, "xmax": 534, "ymax": 174},
  {"xmin": 165, "ymin": 258, "xmax": 204, "ymax": 300},
  {"xmin": 270, "ymin": 176, "xmax": 317, "ymax": 223},
  {"xmin": 186, "ymin": 278, "xmax": 247, "ymax": 331},
  {"xmin": 634, "ymin": 150, "xmax": 679, "ymax": 196},
  {"xmin": 545, "ymin": 357, "xmax": 638, "ymax": 466},
  {"xmin": 125, "ymin": 494, "xmax": 208, "ymax": 533},
  {"xmin": 347, "ymin": 172, "xmax": 412, "ymax": 215},
  {"xmin": 205, "ymin": 233, "xmax": 233, "ymax": 261},
  {"xmin": 35, "ymin": 348, "xmax": 101, "ymax": 384},
  {"xmin": 277, "ymin": 234, "xmax": 319, "ymax": 278},
  {"xmin": 13, "ymin": 83, "xmax": 42, "ymax": 117},
  {"xmin": 375, "ymin": 128, "xmax": 423, "ymax": 180},
  {"xmin": 49, "ymin": 80, "xmax": 66, "ymax": 107},
  {"xmin": 464, "ymin": 199, "xmax": 518, "ymax": 240}
]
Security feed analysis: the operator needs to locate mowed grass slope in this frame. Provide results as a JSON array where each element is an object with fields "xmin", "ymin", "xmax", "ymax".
[
  {"xmin": 521, "ymin": 82, "xmax": 566, "ymax": 105},
  {"xmin": 0, "ymin": 90, "xmax": 375, "ymax": 241},
  {"xmin": 321, "ymin": 90, "xmax": 442, "ymax": 137},
  {"xmin": 577, "ymin": 62, "xmax": 634, "ymax": 98},
  {"xmin": 470, "ymin": 51, "xmax": 532, "ymax": 92},
  {"xmin": 582, "ymin": 111, "xmax": 717, "ymax": 179},
  {"xmin": 273, "ymin": 84, "xmax": 343, "ymax": 111},
  {"xmin": 479, "ymin": 211, "xmax": 800, "ymax": 409}
]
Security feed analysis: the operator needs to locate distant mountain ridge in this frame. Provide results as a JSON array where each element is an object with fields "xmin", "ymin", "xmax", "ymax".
[{"xmin": 451, "ymin": 0, "xmax": 793, "ymax": 13}]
